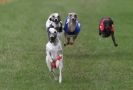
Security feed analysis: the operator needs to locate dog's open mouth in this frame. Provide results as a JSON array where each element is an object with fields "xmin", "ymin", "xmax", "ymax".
[{"xmin": 50, "ymin": 37, "xmax": 56, "ymax": 43}]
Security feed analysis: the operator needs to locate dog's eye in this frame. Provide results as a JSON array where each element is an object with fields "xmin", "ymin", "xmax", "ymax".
[
  {"xmin": 69, "ymin": 14, "xmax": 72, "ymax": 17},
  {"xmin": 74, "ymin": 14, "xmax": 77, "ymax": 18},
  {"xmin": 54, "ymin": 31, "xmax": 57, "ymax": 33},
  {"xmin": 52, "ymin": 15, "xmax": 55, "ymax": 19},
  {"xmin": 57, "ymin": 16, "xmax": 60, "ymax": 19}
]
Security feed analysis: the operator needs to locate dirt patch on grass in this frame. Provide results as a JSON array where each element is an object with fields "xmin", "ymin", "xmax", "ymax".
[{"xmin": 0, "ymin": 0, "xmax": 13, "ymax": 4}]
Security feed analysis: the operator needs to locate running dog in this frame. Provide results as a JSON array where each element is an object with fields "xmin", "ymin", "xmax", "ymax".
[
  {"xmin": 64, "ymin": 12, "xmax": 81, "ymax": 46},
  {"xmin": 99, "ymin": 17, "xmax": 118, "ymax": 47},
  {"xmin": 46, "ymin": 13, "xmax": 63, "ymax": 40},
  {"xmin": 46, "ymin": 28, "xmax": 63, "ymax": 83}
]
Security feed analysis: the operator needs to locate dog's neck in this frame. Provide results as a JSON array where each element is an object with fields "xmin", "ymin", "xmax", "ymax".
[
  {"xmin": 51, "ymin": 22, "xmax": 61, "ymax": 32},
  {"xmin": 68, "ymin": 20, "xmax": 76, "ymax": 32},
  {"xmin": 51, "ymin": 21, "xmax": 60, "ymax": 27},
  {"xmin": 50, "ymin": 39, "xmax": 59, "ymax": 45}
]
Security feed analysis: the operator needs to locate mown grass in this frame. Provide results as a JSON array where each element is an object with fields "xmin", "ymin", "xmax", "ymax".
[{"xmin": 0, "ymin": 0, "xmax": 133, "ymax": 90}]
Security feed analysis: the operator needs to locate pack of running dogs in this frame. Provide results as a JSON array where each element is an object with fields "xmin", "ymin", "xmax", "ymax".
[{"xmin": 45, "ymin": 12, "xmax": 118, "ymax": 83}]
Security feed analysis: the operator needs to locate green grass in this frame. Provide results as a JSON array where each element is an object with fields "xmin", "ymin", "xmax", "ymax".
[{"xmin": 0, "ymin": 0, "xmax": 133, "ymax": 90}]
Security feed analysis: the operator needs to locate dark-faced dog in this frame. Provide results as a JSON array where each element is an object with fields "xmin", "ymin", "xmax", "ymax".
[
  {"xmin": 99, "ymin": 17, "xmax": 118, "ymax": 47},
  {"xmin": 46, "ymin": 28, "xmax": 63, "ymax": 83}
]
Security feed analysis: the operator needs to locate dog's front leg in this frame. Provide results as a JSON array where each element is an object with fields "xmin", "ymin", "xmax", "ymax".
[
  {"xmin": 111, "ymin": 32, "xmax": 118, "ymax": 47},
  {"xmin": 64, "ymin": 33, "xmax": 67, "ymax": 46},
  {"xmin": 67, "ymin": 37, "xmax": 70, "ymax": 45},
  {"xmin": 64, "ymin": 33, "xmax": 69, "ymax": 46},
  {"xmin": 59, "ymin": 68, "xmax": 62, "ymax": 83},
  {"xmin": 71, "ymin": 35, "xmax": 78, "ymax": 45},
  {"xmin": 58, "ymin": 61, "xmax": 63, "ymax": 83}
]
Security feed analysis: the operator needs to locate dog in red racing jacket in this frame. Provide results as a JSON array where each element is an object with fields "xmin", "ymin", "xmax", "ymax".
[
  {"xmin": 46, "ymin": 28, "xmax": 63, "ymax": 83},
  {"xmin": 99, "ymin": 17, "xmax": 118, "ymax": 47}
]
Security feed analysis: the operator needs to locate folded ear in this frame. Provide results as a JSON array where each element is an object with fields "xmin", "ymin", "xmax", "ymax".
[
  {"xmin": 74, "ymin": 14, "xmax": 77, "ymax": 19},
  {"xmin": 58, "ymin": 15, "xmax": 61, "ymax": 21},
  {"xmin": 49, "ymin": 15, "xmax": 54, "ymax": 21},
  {"xmin": 68, "ymin": 13, "xmax": 72, "ymax": 17},
  {"xmin": 49, "ymin": 18, "xmax": 52, "ymax": 21}
]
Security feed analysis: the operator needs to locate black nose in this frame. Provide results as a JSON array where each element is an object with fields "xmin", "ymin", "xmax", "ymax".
[
  {"xmin": 55, "ymin": 18, "xmax": 58, "ymax": 22},
  {"xmin": 50, "ymin": 36, "xmax": 56, "ymax": 42},
  {"xmin": 50, "ymin": 36, "xmax": 54, "ymax": 40},
  {"xmin": 72, "ymin": 18, "xmax": 76, "ymax": 21}
]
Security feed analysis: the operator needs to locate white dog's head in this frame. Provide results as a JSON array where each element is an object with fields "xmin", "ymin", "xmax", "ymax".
[
  {"xmin": 49, "ymin": 28, "xmax": 58, "ymax": 43},
  {"xmin": 49, "ymin": 13, "xmax": 61, "ymax": 24},
  {"xmin": 68, "ymin": 12, "xmax": 78, "ymax": 22}
]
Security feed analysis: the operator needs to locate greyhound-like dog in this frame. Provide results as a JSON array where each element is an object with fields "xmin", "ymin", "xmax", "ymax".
[
  {"xmin": 99, "ymin": 17, "xmax": 118, "ymax": 47},
  {"xmin": 46, "ymin": 13, "xmax": 63, "ymax": 40},
  {"xmin": 64, "ymin": 12, "xmax": 81, "ymax": 46},
  {"xmin": 46, "ymin": 28, "xmax": 63, "ymax": 83}
]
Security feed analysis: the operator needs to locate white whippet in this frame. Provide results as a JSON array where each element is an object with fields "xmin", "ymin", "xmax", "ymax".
[{"xmin": 46, "ymin": 28, "xmax": 63, "ymax": 83}]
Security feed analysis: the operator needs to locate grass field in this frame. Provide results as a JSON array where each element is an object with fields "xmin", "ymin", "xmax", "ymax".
[{"xmin": 0, "ymin": 0, "xmax": 133, "ymax": 90}]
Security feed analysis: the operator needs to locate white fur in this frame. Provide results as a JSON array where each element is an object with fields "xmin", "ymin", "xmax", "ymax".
[
  {"xmin": 46, "ymin": 28, "xmax": 63, "ymax": 83},
  {"xmin": 46, "ymin": 13, "xmax": 63, "ymax": 40}
]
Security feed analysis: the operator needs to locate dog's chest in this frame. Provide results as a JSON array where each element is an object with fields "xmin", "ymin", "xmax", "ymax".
[
  {"xmin": 51, "ymin": 22, "xmax": 61, "ymax": 29},
  {"xmin": 68, "ymin": 23, "xmax": 76, "ymax": 31},
  {"xmin": 48, "ymin": 42, "xmax": 62, "ymax": 57}
]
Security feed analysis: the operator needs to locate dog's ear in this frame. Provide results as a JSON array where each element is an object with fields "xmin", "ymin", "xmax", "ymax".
[
  {"xmin": 49, "ymin": 18, "xmax": 52, "ymax": 21},
  {"xmin": 74, "ymin": 14, "xmax": 77, "ymax": 19},
  {"xmin": 68, "ymin": 13, "xmax": 72, "ymax": 17},
  {"xmin": 58, "ymin": 15, "xmax": 61, "ymax": 21},
  {"xmin": 49, "ymin": 15, "xmax": 54, "ymax": 21}
]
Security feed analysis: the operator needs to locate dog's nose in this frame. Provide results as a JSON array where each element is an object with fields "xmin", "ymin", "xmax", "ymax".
[
  {"xmin": 72, "ymin": 18, "xmax": 75, "ymax": 21},
  {"xmin": 50, "ymin": 36, "xmax": 55, "ymax": 42},
  {"xmin": 55, "ymin": 18, "xmax": 58, "ymax": 22},
  {"xmin": 50, "ymin": 36, "xmax": 54, "ymax": 40}
]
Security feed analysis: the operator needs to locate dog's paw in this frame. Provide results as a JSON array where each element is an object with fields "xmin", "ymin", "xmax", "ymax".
[
  {"xmin": 114, "ymin": 44, "xmax": 118, "ymax": 47},
  {"xmin": 54, "ymin": 76, "xmax": 58, "ymax": 81},
  {"xmin": 70, "ymin": 42, "xmax": 74, "ymax": 45},
  {"xmin": 64, "ymin": 42, "xmax": 69, "ymax": 46},
  {"xmin": 64, "ymin": 43, "xmax": 67, "ymax": 46},
  {"xmin": 99, "ymin": 32, "xmax": 101, "ymax": 35}
]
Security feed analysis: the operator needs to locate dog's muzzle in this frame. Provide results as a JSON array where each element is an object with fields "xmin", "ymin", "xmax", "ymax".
[
  {"xmin": 54, "ymin": 18, "xmax": 60, "ymax": 24},
  {"xmin": 71, "ymin": 17, "xmax": 76, "ymax": 22},
  {"xmin": 50, "ymin": 34, "xmax": 57, "ymax": 43},
  {"xmin": 50, "ymin": 36, "xmax": 55, "ymax": 42}
]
